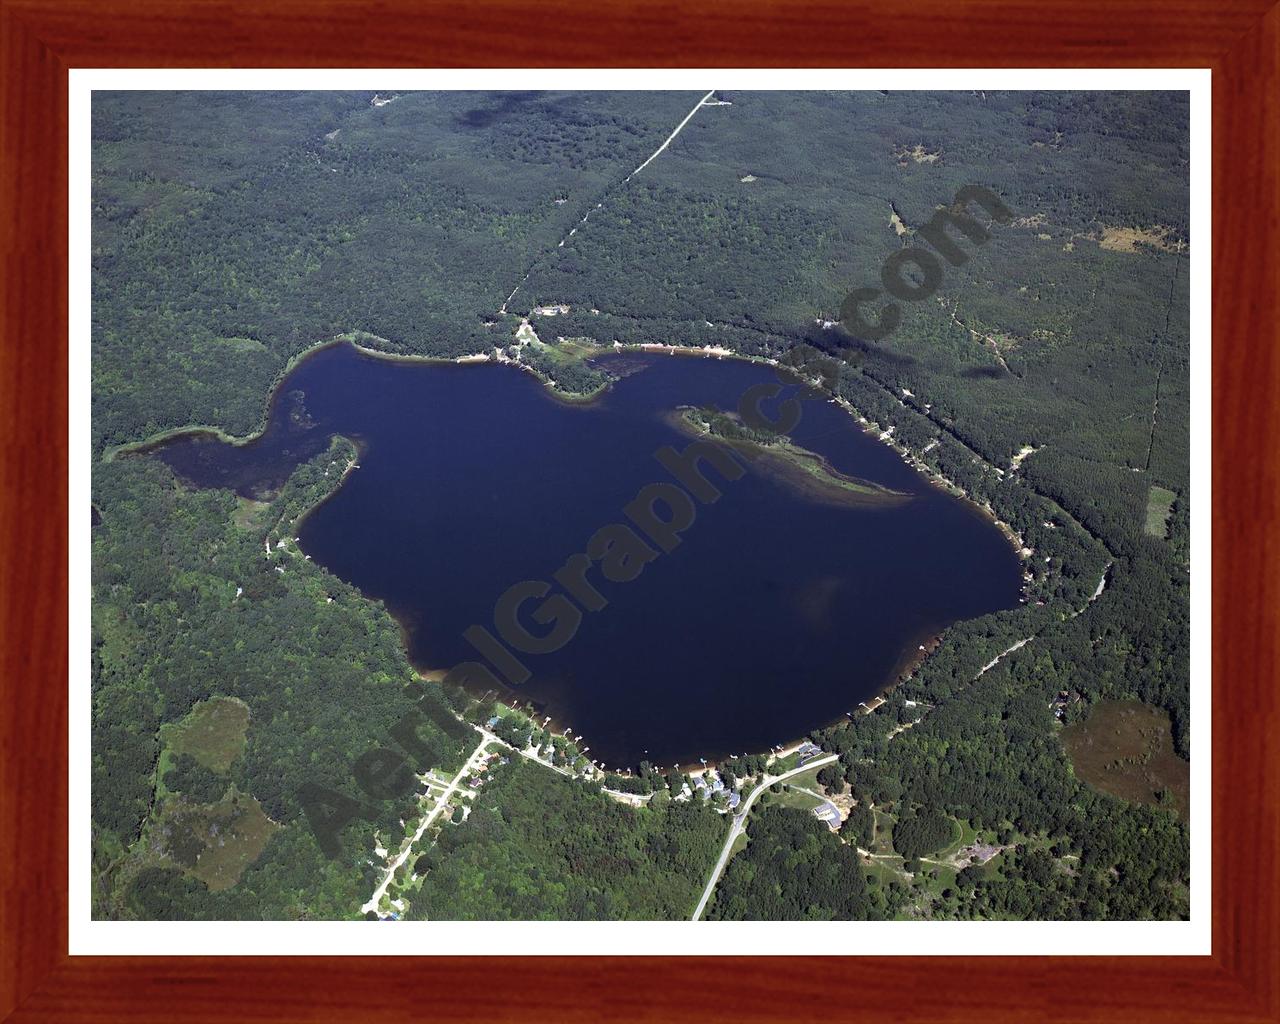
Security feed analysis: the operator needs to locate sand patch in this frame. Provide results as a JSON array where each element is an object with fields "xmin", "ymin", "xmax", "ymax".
[
  {"xmin": 1098, "ymin": 225, "xmax": 1180, "ymax": 253},
  {"xmin": 895, "ymin": 144, "xmax": 941, "ymax": 165}
]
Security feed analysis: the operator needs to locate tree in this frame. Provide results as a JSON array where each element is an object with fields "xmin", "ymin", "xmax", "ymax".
[
  {"xmin": 816, "ymin": 764, "xmax": 843, "ymax": 795},
  {"xmin": 893, "ymin": 809, "xmax": 956, "ymax": 860}
]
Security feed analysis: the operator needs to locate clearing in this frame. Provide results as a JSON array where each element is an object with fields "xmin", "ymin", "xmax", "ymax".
[
  {"xmin": 156, "ymin": 787, "xmax": 281, "ymax": 891},
  {"xmin": 1144, "ymin": 485, "xmax": 1177, "ymax": 538},
  {"xmin": 895, "ymin": 144, "xmax": 941, "ymax": 165},
  {"xmin": 159, "ymin": 696, "xmax": 250, "ymax": 774},
  {"xmin": 1061, "ymin": 699, "xmax": 1189, "ymax": 820},
  {"xmin": 232, "ymin": 495, "xmax": 271, "ymax": 529},
  {"xmin": 1098, "ymin": 225, "xmax": 1179, "ymax": 253}
]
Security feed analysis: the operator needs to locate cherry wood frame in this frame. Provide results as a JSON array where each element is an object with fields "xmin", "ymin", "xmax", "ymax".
[{"xmin": 2, "ymin": 1, "xmax": 1276, "ymax": 1020}]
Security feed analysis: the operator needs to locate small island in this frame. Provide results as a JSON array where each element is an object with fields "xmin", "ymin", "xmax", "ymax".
[{"xmin": 674, "ymin": 405, "xmax": 912, "ymax": 509}]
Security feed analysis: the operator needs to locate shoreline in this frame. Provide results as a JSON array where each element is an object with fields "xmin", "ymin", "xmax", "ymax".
[
  {"xmin": 119, "ymin": 331, "xmax": 1038, "ymax": 780},
  {"xmin": 443, "ymin": 621, "xmax": 947, "ymax": 781},
  {"xmin": 106, "ymin": 332, "xmax": 1031, "ymax": 570},
  {"xmin": 677, "ymin": 623, "xmax": 943, "ymax": 777},
  {"xmin": 822, "ymin": 391, "xmax": 1031, "ymax": 566},
  {"xmin": 105, "ymin": 333, "xmax": 1033, "ymax": 570},
  {"xmin": 103, "ymin": 332, "xmax": 622, "ymax": 463},
  {"xmin": 103, "ymin": 337, "xmax": 356, "ymax": 462},
  {"xmin": 287, "ymin": 433, "xmax": 366, "ymax": 543}
]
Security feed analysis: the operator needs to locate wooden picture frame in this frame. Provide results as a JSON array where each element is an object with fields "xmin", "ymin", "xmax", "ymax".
[{"xmin": 2, "ymin": 1, "xmax": 1275, "ymax": 1020}]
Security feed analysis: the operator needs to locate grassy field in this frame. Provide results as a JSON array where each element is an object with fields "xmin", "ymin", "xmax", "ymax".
[
  {"xmin": 544, "ymin": 337, "xmax": 605, "ymax": 361},
  {"xmin": 159, "ymin": 696, "xmax": 250, "ymax": 773},
  {"xmin": 232, "ymin": 495, "xmax": 271, "ymax": 529},
  {"xmin": 1144, "ymin": 485, "xmax": 1177, "ymax": 537},
  {"xmin": 767, "ymin": 750, "xmax": 803, "ymax": 774},
  {"xmin": 1061, "ymin": 699, "xmax": 1189, "ymax": 820},
  {"xmin": 870, "ymin": 807, "xmax": 897, "ymax": 855},
  {"xmin": 781, "ymin": 762, "xmax": 830, "ymax": 791},
  {"xmin": 157, "ymin": 787, "xmax": 280, "ymax": 891},
  {"xmin": 862, "ymin": 856, "xmax": 908, "ymax": 889},
  {"xmin": 764, "ymin": 783, "xmax": 827, "ymax": 815}
]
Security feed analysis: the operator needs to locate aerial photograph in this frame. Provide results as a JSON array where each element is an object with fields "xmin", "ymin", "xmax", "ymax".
[{"xmin": 90, "ymin": 88, "xmax": 1191, "ymax": 922}]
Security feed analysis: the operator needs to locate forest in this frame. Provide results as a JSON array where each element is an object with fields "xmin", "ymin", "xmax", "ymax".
[
  {"xmin": 402, "ymin": 760, "xmax": 724, "ymax": 920},
  {"xmin": 93, "ymin": 89, "xmax": 1190, "ymax": 921}
]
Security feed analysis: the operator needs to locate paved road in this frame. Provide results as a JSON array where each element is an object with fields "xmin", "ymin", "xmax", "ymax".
[
  {"xmin": 473, "ymin": 724, "xmax": 577, "ymax": 778},
  {"xmin": 360, "ymin": 734, "xmax": 491, "ymax": 915},
  {"xmin": 691, "ymin": 752, "xmax": 839, "ymax": 921},
  {"xmin": 474, "ymin": 724, "xmax": 653, "ymax": 807}
]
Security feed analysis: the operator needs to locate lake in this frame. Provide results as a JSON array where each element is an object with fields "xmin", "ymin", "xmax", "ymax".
[{"xmin": 148, "ymin": 341, "xmax": 1023, "ymax": 769}]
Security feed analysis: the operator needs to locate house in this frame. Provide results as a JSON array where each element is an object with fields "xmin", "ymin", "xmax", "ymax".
[
  {"xmin": 1051, "ymin": 690, "xmax": 1081, "ymax": 720},
  {"xmin": 812, "ymin": 801, "xmax": 842, "ymax": 830}
]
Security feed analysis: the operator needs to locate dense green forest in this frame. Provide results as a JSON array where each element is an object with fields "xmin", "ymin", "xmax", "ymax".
[
  {"xmin": 92, "ymin": 90, "xmax": 704, "ymax": 450},
  {"xmin": 403, "ymin": 760, "xmax": 723, "ymax": 920},
  {"xmin": 93, "ymin": 90, "xmax": 1190, "ymax": 921},
  {"xmin": 93, "ymin": 441, "xmax": 477, "ymax": 918},
  {"xmin": 708, "ymin": 806, "xmax": 877, "ymax": 920}
]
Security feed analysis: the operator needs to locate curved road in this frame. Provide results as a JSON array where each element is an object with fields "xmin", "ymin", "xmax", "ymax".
[{"xmin": 691, "ymin": 752, "xmax": 838, "ymax": 921}]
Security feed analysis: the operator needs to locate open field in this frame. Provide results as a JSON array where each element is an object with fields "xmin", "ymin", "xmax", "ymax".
[
  {"xmin": 764, "ymin": 783, "xmax": 827, "ymax": 815},
  {"xmin": 1144, "ymin": 485, "xmax": 1177, "ymax": 537},
  {"xmin": 157, "ymin": 787, "xmax": 280, "ymax": 891},
  {"xmin": 158, "ymin": 696, "xmax": 250, "ymax": 774},
  {"xmin": 232, "ymin": 496, "xmax": 271, "ymax": 529},
  {"xmin": 1061, "ymin": 699, "xmax": 1189, "ymax": 820}
]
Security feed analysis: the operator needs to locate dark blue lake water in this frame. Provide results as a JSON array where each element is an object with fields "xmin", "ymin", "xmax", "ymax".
[{"xmin": 149, "ymin": 342, "xmax": 1022, "ymax": 768}]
